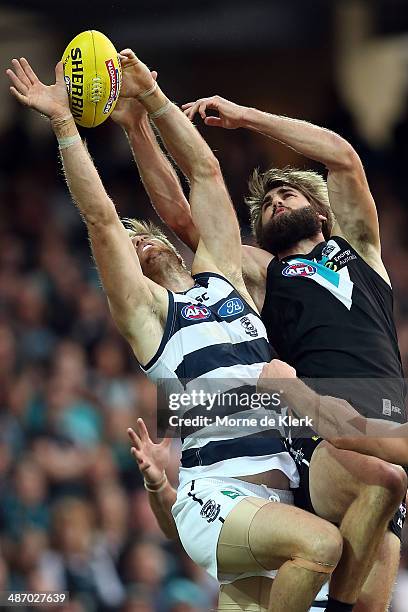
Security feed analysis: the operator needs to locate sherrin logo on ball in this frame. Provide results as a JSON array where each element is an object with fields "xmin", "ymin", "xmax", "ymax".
[{"xmin": 62, "ymin": 30, "xmax": 122, "ymax": 128}]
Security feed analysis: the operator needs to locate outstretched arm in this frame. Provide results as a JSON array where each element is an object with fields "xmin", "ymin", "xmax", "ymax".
[
  {"xmin": 117, "ymin": 51, "xmax": 246, "ymax": 290},
  {"xmin": 128, "ymin": 420, "xmax": 178, "ymax": 540},
  {"xmin": 111, "ymin": 77, "xmax": 199, "ymax": 252},
  {"xmin": 6, "ymin": 58, "xmax": 167, "ymax": 364},
  {"xmin": 184, "ymin": 96, "xmax": 385, "ymax": 281},
  {"xmin": 258, "ymin": 359, "xmax": 408, "ymax": 465}
]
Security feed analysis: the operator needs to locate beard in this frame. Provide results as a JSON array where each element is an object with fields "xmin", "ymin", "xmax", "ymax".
[{"xmin": 259, "ymin": 206, "xmax": 322, "ymax": 256}]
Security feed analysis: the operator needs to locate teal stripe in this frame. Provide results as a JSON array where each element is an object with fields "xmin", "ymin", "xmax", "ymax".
[{"xmin": 296, "ymin": 257, "xmax": 339, "ymax": 288}]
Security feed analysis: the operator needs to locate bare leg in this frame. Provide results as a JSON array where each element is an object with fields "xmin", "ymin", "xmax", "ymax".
[
  {"xmin": 353, "ymin": 531, "xmax": 401, "ymax": 612},
  {"xmin": 217, "ymin": 498, "xmax": 342, "ymax": 612},
  {"xmin": 309, "ymin": 442, "xmax": 406, "ymax": 604}
]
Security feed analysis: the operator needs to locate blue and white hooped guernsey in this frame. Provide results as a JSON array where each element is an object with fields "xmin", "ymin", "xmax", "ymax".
[{"xmin": 141, "ymin": 272, "xmax": 299, "ymax": 489}]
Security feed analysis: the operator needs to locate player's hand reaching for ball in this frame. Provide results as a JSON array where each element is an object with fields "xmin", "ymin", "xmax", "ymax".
[
  {"xmin": 128, "ymin": 418, "xmax": 171, "ymax": 486},
  {"xmin": 118, "ymin": 49, "xmax": 156, "ymax": 100},
  {"xmin": 182, "ymin": 95, "xmax": 246, "ymax": 129},
  {"xmin": 111, "ymin": 71, "xmax": 158, "ymax": 131},
  {"xmin": 6, "ymin": 58, "xmax": 70, "ymax": 121}
]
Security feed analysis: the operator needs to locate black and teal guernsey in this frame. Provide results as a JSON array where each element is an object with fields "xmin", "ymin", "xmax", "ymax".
[
  {"xmin": 141, "ymin": 272, "xmax": 299, "ymax": 489},
  {"xmin": 262, "ymin": 236, "xmax": 406, "ymax": 422}
]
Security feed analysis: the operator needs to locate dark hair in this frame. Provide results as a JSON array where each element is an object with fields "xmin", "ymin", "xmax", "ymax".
[{"xmin": 245, "ymin": 167, "xmax": 334, "ymax": 244}]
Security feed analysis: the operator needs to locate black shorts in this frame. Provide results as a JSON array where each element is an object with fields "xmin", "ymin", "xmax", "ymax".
[{"xmin": 286, "ymin": 436, "xmax": 407, "ymax": 541}]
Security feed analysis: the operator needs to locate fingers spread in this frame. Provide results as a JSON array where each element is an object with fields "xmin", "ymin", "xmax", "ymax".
[
  {"xmin": 131, "ymin": 447, "xmax": 145, "ymax": 466},
  {"xmin": 19, "ymin": 57, "xmax": 38, "ymax": 85},
  {"xmin": 6, "ymin": 69, "xmax": 28, "ymax": 96},
  {"xmin": 9, "ymin": 86, "xmax": 28, "ymax": 105},
  {"xmin": 136, "ymin": 417, "xmax": 149, "ymax": 441},
  {"xmin": 127, "ymin": 427, "xmax": 142, "ymax": 449},
  {"xmin": 11, "ymin": 58, "xmax": 31, "ymax": 89}
]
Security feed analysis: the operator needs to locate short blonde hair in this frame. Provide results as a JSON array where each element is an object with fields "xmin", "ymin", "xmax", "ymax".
[
  {"xmin": 245, "ymin": 167, "xmax": 334, "ymax": 243},
  {"xmin": 123, "ymin": 218, "xmax": 185, "ymax": 267}
]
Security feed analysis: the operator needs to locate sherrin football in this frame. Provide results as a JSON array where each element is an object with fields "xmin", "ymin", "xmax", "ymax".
[{"xmin": 62, "ymin": 30, "xmax": 122, "ymax": 128}]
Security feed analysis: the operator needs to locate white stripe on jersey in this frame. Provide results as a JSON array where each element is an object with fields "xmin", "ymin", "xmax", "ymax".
[
  {"xmin": 142, "ymin": 272, "xmax": 298, "ymax": 487},
  {"xmin": 153, "ymin": 313, "xmax": 265, "ymax": 374}
]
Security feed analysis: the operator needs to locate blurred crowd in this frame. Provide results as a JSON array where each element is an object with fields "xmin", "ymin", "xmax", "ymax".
[{"xmin": 1, "ymin": 94, "xmax": 408, "ymax": 611}]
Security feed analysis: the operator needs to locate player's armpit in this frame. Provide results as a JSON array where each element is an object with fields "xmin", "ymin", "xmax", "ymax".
[{"xmin": 241, "ymin": 245, "xmax": 272, "ymax": 312}]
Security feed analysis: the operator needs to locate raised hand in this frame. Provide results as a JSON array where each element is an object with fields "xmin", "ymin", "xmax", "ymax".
[
  {"xmin": 117, "ymin": 49, "xmax": 156, "ymax": 99},
  {"xmin": 128, "ymin": 418, "xmax": 171, "ymax": 485},
  {"xmin": 6, "ymin": 58, "xmax": 70, "ymax": 121},
  {"xmin": 111, "ymin": 70, "xmax": 157, "ymax": 130},
  {"xmin": 182, "ymin": 95, "xmax": 246, "ymax": 129}
]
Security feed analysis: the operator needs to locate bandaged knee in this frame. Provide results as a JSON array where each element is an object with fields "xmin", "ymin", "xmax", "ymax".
[{"xmin": 291, "ymin": 556, "xmax": 336, "ymax": 574}]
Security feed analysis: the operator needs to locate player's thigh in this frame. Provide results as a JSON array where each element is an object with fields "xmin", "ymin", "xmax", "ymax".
[
  {"xmin": 309, "ymin": 440, "xmax": 396, "ymax": 522},
  {"xmin": 217, "ymin": 497, "xmax": 341, "ymax": 573},
  {"xmin": 354, "ymin": 531, "xmax": 401, "ymax": 612},
  {"xmin": 218, "ymin": 576, "xmax": 272, "ymax": 612}
]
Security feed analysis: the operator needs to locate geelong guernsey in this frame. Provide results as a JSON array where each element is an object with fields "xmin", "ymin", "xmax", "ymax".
[
  {"xmin": 262, "ymin": 236, "xmax": 406, "ymax": 422},
  {"xmin": 142, "ymin": 272, "xmax": 298, "ymax": 488}
]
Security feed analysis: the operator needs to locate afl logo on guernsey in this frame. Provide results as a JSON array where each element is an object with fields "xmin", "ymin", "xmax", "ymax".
[
  {"xmin": 282, "ymin": 263, "xmax": 316, "ymax": 277},
  {"xmin": 181, "ymin": 304, "xmax": 211, "ymax": 321},
  {"xmin": 218, "ymin": 298, "xmax": 244, "ymax": 318}
]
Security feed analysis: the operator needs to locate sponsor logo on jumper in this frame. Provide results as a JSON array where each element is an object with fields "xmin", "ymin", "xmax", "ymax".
[
  {"xmin": 218, "ymin": 298, "xmax": 244, "ymax": 318},
  {"xmin": 321, "ymin": 244, "xmax": 336, "ymax": 258},
  {"xmin": 290, "ymin": 447, "xmax": 305, "ymax": 464},
  {"xmin": 382, "ymin": 399, "xmax": 391, "ymax": 416},
  {"xmin": 200, "ymin": 499, "xmax": 221, "ymax": 523},
  {"xmin": 397, "ymin": 504, "xmax": 406, "ymax": 529},
  {"xmin": 325, "ymin": 261, "xmax": 338, "ymax": 271},
  {"xmin": 333, "ymin": 250, "xmax": 357, "ymax": 266},
  {"xmin": 103, "ymin": 58, "xmax": 120, "ymax": 114},
  {"xmin": 181, "ymin": 304, "xmax": 211, "ymax": 321},
  {"xmin": 195, "ymin": 292, "xmax": 209, "ymax": 303},
  {"xmin": 240, "ymin": 316, "xmax": 258, "ymax": 337},
  {"xmin": 382, "ymin": 398, "xmax": 401, "ymax": 416},
  {"xmin": 220, "ymin": 490, "xmax": 244, "ymax": 499},
  {"xmin": 282, "ymin": 263, "xmax": 317, "ymax": 277}
]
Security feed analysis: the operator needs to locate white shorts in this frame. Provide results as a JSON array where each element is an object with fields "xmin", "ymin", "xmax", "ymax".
[{"xmin": 172, "ymin": 476, "xmax": 294, "ymax": 584}]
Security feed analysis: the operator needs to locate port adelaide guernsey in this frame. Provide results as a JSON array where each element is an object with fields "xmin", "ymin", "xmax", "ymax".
[{"xmin": 262, "ymin": 236, "xmax": 406, "ymax": 423}]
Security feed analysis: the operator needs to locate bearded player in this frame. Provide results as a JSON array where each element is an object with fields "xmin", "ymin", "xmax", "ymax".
[
  {"xmin": 6, "ymin": 54, "xmax": 352, "ymax": 612},
  {"xmin": 114, "ymin": 81, "xmax": 407, "ymax": 610}
]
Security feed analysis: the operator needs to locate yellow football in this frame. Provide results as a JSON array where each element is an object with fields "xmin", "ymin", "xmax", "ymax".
[{"xmin": 62, "ymin": 30, "xmax": 122, "ymax": 128}]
